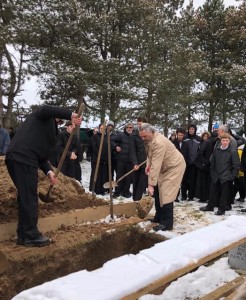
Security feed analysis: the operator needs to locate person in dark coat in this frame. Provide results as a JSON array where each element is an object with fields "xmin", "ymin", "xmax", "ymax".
[
  {"xmin": 241, "ymin": 145, "xmax": 246, "ymax": 212},
  {"xmin": 5, "ymin": 105, "xmax": 82, "ymax": 247},
  {"xmin": 56, "ymin": 121, "xmax": 80, "ymax": 179},
  {"xmin": 74, "ymin": 135, "xmax": 83, "ymax": 184},
  {"xmin": 182, "ymin": 124, "xmax": 201, "ymax": 200},
  {"xmin": 113, "ymin": 122, "xmax": 134, "ymax": 198},
  {"xmin": 172, "ymin": 127, "xmax": 189, "ymax": 202},
  {"xmin": 107, "ymin": 121, "xmax": 118, "ymax": 181},
  {"xmin": 195, "ymin": 131, "xmax": 213, "ymax": 202},
  {"xmin": 200, "ymin": 133, "xmax": 240, "ymax": 215},
  {"xmin": 0, "ymin": 124, "xmax": 10, "ymax": 155},
  {"xmin": 129, "ymin": 117, "xmax": 148, "ymax": 201},
  {"xmin": 89, "ymin": 124, "xmax": 109, "ymax": 195},
  {"xmin": 8, "ymin": 126, "xmax": 15, "ymax": 140}
]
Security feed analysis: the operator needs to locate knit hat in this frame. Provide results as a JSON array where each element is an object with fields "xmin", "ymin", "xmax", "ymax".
[
  {"xmin": 213, "ymin": 123, "xmax": 219, "ymax": 129},
  {"xmin": 107, "ymin": 120, "xmax": 114, "ymax": 127}
]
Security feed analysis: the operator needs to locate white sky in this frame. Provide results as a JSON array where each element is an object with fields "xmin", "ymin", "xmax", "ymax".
[{"xmin": 12, "ymin": 161, "xmax": 246, "ymax": 300}]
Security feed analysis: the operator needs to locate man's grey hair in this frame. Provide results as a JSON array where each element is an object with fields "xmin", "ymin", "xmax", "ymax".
[
  {"xmin": 219, "ymin": 124, "xmax": 229, "ymax": 132},
  {"xmin": 139, "ymin": 123, "xmax": 156, "ymax": 133}
]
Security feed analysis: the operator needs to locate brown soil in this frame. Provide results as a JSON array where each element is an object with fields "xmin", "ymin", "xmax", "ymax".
[
  {"xmin": 0, "ymin": 158, "xmax": 158, "ymax": 299},
  {"xmin": 0, "ymin": 158, "xmax": 107, "ymax": 224},
  {"xmin": 0, "ymin": 218, "xmax": 165, "ymax": 299}
]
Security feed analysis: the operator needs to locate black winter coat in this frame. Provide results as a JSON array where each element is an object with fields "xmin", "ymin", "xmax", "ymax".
[
  {"xmin": 195, "ymin": 139, "xmax": 213, "ymax": 172},
  {"xmin": 210, "ymin": 145, "xmax": 240, "ymax": 184},
  {"xmin": 115, "ymin": 130, "xmax": 132, "ymax": 163},
  {"xmin": 91, "ymin": 132, "xmax": 108, "ymax": 163},
  {"xmin": 184, "ymin": 135, "xmax": 201, "ymax": 164},
  {"xmin": 172, "ymin": 139, "xmax": 189, "ymax": 163},
  {"xmin": 129, "ymin": 130, "xmax": 147, "ymax": 167},
  {"xmin": 56, "ymin": 130, "xmax": 79, "ymax": 162},
  {"xmin": 6, "ymin": 105, "xmax": 72, "ymax": 174}
]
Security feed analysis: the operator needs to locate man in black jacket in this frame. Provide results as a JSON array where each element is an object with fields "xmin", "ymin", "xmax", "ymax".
[
  {"xmin": 182, "ymin": 124, "xmax": 201, "ymax": 200},
  {"xmin": 172, "ymin": 127, "xmax": 189, "ymax": 202},
  {"xmin": 56, "ymin": 120, "xmax": 80, "ymax": 179},
  {"xmin": 129, "ymin": 117, "xmax": 148, "ymax": 201},
  {"xmin": 113, "ymin": 122, "xmax": 134, "ymax": 198},
  {"xmin": 5, "ymin": 105, "xmax": 82, "ymax": 247}
]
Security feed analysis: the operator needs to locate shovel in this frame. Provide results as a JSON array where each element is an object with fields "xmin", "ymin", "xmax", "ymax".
[
  {"xmin": 103, "ymin": 159, "xmax": 147, "ymax": 189},
  {"xmin": 92, "ymin": 120, "xmax": 106, "ymax": 196},
  {"xmin": 39, "ymin": 103, "xmax": 85, "ymax": 203}
]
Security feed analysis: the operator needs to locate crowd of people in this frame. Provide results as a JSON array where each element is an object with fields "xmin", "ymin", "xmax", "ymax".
[
  {"xmin": 169, "ymin": 124, "xmax": 246, "ymax": 216},
  {"xmin": 1, "ymin": 105, "xmax": 246, "ymax": 246}
]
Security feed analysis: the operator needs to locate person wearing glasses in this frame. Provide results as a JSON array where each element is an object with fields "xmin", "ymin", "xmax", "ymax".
[{"xmin": 113, "ymin": 122, "xmax": 134, "ymax": 198}]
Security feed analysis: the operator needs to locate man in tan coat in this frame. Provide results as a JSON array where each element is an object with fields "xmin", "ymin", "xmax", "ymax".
[{"xmin": 139, "ymin": 123, "xmax": 186, "ymax": 231}]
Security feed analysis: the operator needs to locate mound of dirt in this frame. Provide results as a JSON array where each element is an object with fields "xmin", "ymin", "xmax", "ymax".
[{"xmin": 0, "ymin": 158, "xmax": 107, "ymax": 224}]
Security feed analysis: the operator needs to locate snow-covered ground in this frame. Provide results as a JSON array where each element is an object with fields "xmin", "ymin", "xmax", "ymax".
[{"xmin": 13, "ymin": 160, "xmax": 246, "ymax": 300}]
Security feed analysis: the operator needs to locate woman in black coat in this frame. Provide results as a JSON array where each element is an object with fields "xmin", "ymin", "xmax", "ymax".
[
  {"xmin": 89, "ymin": 124, "xmax": 109, "ymax": 195},
  {"xmin": 195, "ymin": 131, "xmax": 213, "ymax": 202}
]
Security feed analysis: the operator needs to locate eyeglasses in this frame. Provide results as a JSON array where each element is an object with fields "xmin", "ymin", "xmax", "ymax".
[{"xmin": 126, "ymin": 126, "xmax": 133, "ymax": 129}]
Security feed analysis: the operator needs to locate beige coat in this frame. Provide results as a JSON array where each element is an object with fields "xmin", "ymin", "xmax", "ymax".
[{"xmin": 146, "ymin": 132, "xmax": 186, "ymax": 206}]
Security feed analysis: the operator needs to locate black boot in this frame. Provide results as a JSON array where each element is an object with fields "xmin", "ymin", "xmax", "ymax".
[
  {"xmin": 149, "ymin": 186, "xmax": 161, "ymax": 223},
  {"xmin": 153, "ymin": 202, "xmax": 173, "ymax": 231}
]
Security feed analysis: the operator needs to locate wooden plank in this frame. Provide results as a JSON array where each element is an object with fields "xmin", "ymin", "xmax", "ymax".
[
  {"xmin": 0, "ymin": 202, "xmax": 137, "ymax": 242},
  {"xmin": 199, "ymin": 276, "xmax": 245, "ymax": 300},
  {"xmin": 121, "ymin": 237, "xmax": 246, "ymax": 300}
]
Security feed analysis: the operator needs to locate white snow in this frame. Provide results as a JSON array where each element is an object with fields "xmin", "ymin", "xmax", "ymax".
[{"xmin": 12, "ymin": 160, "xmax": 246, "ymax": 300}]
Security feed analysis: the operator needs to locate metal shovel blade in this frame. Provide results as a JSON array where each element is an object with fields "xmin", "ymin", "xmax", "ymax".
[
  {"xmin": 103, "ymin": 181, "xmax": 118, "ymax": 189},
  {"xmin": 38, "ymin": 186, "xmax": 55, "ymax": 203}
]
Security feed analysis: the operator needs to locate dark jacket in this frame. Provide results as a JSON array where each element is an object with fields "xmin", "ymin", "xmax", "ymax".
[
  {"xmin": 184, "ymin": 125, "xmax": 201, "ymax": 164},
  {"xmin": 195, "ymin": 139, "xmax": 213, "ymax": 172},
  {"xmin": 129, "ymin": 129, "xmax": 147, "ymax": 167},
  {"xmin": 241, "ymin": 145, "xmax": 246, "ymax": 172},
  {"xmin": 115, "ymin": 130, "xmax": 132, "ymax": 163},
  {"xmin": 0, "ymin": 127, "xmax": 10, "ymax": 155},
  {"xmin": 6, "ymin": 105, "xmax": 72, "ymax": 174},
  {"xmin": 56, "ymin": 129, "xmax": 79, "ymax": 162},
  {"xmin": 172, "ymin": 139, "xmax": 189, "ymax": 163},
  {"xmin": 91, "ymin": 132, "xmax": 108, "ymax": 163},
  {"xmin": 210, "ymin": 145, "xmax": 240, "ymax": 184}
]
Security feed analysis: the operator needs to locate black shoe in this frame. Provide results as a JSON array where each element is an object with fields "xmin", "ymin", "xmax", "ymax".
[
  {"xmin": 181, "ymin": 197, "xmax": 187, "ymax": 201},
  {"xmin": 215, "ymin": 210, "xmax": 225, "ymax": 216},
  {"xmin": 153, "ymin": 224, "xmax": 173, "ymax": 231},
  {"xmin": 225, "ymin": 205, "xmax": 232, "ymax": 211},
  {"xmin": 148, "ymin": 216, "xmax": 160, "ymax": 223},
  {"xmin": 235, "ymin": 198, "xmax": 244, "ymax": 203},
  {"xmin": 241, "ymin": 209, "xmax": 246, "ymax": 212},
  {"xmin": 122, "ymin": 192, "xmax": 132, "ymax": 198},
  {"xmin": 175, "ymin": 198, "xmax": 180, "ymax": 202},
  {"xmin": 20, "ymin": 235, "xmax": 51, "ymax": 247},
  {"xmin": 112, "ymin": 193, "xmax": 120, "ymax": 198},
  {"xmin": 200, "ymin": 206, "xmax": 213, "ymax": 212}
]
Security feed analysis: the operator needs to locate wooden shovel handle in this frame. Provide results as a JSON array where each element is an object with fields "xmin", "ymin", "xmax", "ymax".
[
  {"xmin": 55, "ymin": 102, "xmax": 84, "ymax": 177},
  {"xmin": 116, "ymin": 159, "xmax": 147, "ymax": 184},
  {"xmin": 92, "ymin": 120, "xmax": 107, "ymax": 195}
]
